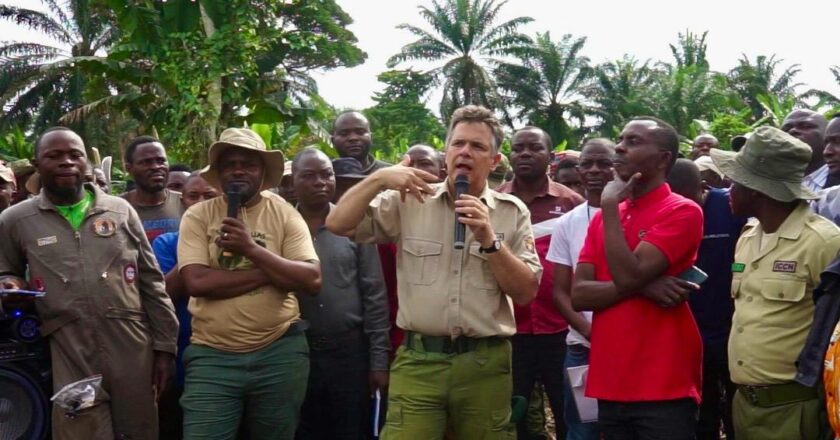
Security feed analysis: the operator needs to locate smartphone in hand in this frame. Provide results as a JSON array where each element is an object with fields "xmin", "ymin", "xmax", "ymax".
[{"xmin": 677, "ymin": 266, "xmax": 708, "ymax": 285}]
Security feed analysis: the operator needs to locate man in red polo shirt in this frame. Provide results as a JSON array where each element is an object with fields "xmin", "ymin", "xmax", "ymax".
[
  {"xmin": 572, "ymin": 117, "xmax": 703, "ymax": 439},
  {"xmin": 497, "ymin": 126, "xmax": 584, "ymax": 439}
]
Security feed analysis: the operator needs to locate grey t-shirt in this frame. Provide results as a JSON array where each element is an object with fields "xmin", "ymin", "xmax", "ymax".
[{"xmin": 121, "ymin": 189, "xmax": 184, "ymax": 242}]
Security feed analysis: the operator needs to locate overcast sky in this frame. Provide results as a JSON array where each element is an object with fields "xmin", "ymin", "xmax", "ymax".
[
  {"xmin": 316, "ymin": 0, "xmax": 840, "ymax": 111},
  {"xmin": 3, "ymin": 0, "xmax": 839, "ymax": 114}
]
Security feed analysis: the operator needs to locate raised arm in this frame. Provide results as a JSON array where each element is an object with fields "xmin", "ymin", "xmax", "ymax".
[{"xmin": 326, "ymin": 157, "xmax": 437, "ymax": 238}]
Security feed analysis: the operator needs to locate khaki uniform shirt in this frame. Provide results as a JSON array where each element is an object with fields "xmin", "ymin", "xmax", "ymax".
[
  {"xmin": 729, "ymin": 202, "xmax": 840, "ymax": 385},
  {"xmin": 0, "ymin": 184, "xmax": 178, "ymax": 353},
  {"xmin": 178, "ymin": 191, "xmax": 318, "ymax": 352},
  {"xmin": 353, "ymin": 181, "xmax": 542, "ymax": 338}
]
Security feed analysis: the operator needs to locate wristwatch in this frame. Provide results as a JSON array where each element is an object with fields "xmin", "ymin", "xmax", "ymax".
[{"xmin": 479, "ymin": 239, "xmax": 502, "ymax": 254}]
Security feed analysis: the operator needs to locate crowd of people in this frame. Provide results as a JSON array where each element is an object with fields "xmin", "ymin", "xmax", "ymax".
[{"xmin": 2, "ymin": 105, "xmax": 840, "ymax": 440}]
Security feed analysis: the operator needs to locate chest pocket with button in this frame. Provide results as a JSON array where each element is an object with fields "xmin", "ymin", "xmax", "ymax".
[
  {"xmin": 401, "ymin": 238, "xmax": 443, "ymax": 285},
  {"xmin": 758, "ymin": 277, "xmax": 812, "ymax": 327}
]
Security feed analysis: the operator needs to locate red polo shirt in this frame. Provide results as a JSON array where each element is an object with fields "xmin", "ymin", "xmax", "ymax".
[
  {"xmin": 497, "ymin": 178, "xmax": 584, "ymax": 334},
  {"xmin": 577, "ymin": 183, "xmax": 704, "ymax": 403}
]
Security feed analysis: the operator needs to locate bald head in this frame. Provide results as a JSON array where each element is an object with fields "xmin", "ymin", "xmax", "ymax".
[
  {"xmin": 35, "ymin": 127, "xmax": 83, "ymax": 157},
  {"xmin": 407, "ymin": 144, "xmax": 443, "ymax": 180},
  {"xmin": 691, "ymin": 134, "xmax": 719, "ymax": 159},
  {"xmin": 667, "ymin": 158, "xmax": 703, "ymax": 205},
  {"xmin": 331, "ymin": 111, "xmax": 372, "ymax": 162},
  {"xmin": 782, "ymin": 109, "xmax": 827, "ymax": 171},
  {"xmin": 580, "ymin": 138, "xmax": 615, "ymax": 155},
  {"xmin": 292, "ymin": 147, "xmax": 330, "ymax": 173}
]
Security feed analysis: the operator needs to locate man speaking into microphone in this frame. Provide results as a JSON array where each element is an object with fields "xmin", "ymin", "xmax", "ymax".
[
  {"xmin": 176, "ymin": 128, "xmax": 321, "ymax": 439},
  {"xmin": 327, "ymin": 105, "xmax": 541, "ymax": 439}
]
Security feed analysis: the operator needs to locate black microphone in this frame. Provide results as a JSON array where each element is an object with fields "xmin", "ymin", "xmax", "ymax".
[
  {"xmin": 226, "ymin": 183, "xmax": 244, "ymax": 219},
  {"xmin": 454, "ymin": 174, "xmax": 469, "ymax": 249},
  {"xmin": 223, "ymin": 183, "xmax": 244, "ymax": 257}
]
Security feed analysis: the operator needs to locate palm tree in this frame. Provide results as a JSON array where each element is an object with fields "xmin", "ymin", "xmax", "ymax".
[
  {"xmin": 387, "ymin": 0, "xmax": 533, "ymax": 119},
  {"xmin": 585, "ymin": 56, "xmax": 657, "ymax": 136},
  {"xmin": 650, "ymin": 31, "xmax": 729, "ymax": 134},
  {"xmin": 804, "ymin": 66, "xmax": 840, "ymax": 111},
  {"xmin": 0, "ymin": 1, "xmax": 113, "ymax": 132},
  {"xmin": 729, "ymin": 54, "xmax": 803, "ymax": 120},
  {"xmin": 495, "ymin": 32, "xmax": 591, "ymax": 148}
]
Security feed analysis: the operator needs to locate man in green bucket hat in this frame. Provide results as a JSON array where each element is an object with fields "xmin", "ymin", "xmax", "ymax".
[{"xmin": 711, "ymin": 125, "xmax": 840, "ymax": 440}]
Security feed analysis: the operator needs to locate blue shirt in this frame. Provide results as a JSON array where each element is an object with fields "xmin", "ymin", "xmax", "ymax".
[
  {"xmin": 689, "ymin": 188, "xmax": 747, "ymax": 349},
  {"xmin": 152, "ymin": 232, "xmax": 191, "ymax": 387}
]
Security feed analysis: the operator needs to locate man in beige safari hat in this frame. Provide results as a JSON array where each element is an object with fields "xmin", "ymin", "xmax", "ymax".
[
  {"xmin": 176, "ymin": 127, "xmax": 322, "ymax": 440},
  {"xmin": 711, "ymin": 125, "xmax": 840, "ymax": 440}
]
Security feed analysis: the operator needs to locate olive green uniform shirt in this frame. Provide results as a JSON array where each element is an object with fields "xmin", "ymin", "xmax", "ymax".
[
  {"xmin": 352, "ymin": 181, "xmax": 542, "ymax": 338},
  {"xmin": 729, "ymin": 202, "xmax": 840, "ymax": 385}
]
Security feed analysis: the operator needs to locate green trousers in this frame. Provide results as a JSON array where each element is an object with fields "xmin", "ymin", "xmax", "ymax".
[
  {"xmin": 180, "ymin": 333, "xmax": 309, "ymax": 440},
  {"xmin": 732, "ymin": 388, "xmax": 831, "ymax": 440},
  {"xmin": 381, "ymin": 336, "xmax": 515, "ymax": 440}
]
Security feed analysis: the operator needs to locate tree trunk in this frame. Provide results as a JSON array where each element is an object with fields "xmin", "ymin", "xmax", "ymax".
[{"xmin": 200, "ymin": 2, "xmax": 222, "ymax": 153}]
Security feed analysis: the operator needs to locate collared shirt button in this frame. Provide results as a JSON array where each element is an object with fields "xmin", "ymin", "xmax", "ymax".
[
  {"xmin": 752, "ymin": 263, "xmax": 758, "ymax": 269},
  {"xmin": 453, "ymin": 270, "xmax": 459, "ymax": 275},
  {"xmin": 100, "ymin": 272, "xmax": 108, "ymax": 279},
  {"xmin": 737, "ymin": 327, "xmax": 744, "ymax": 333},
  {"xmin": 450, "ymin": 298, "xmax": 458, "ymax": 304},
  {"xmin": 452, "ymin": 327, "xmax": 462, "ymax": 336},
  {"xmin": 746, "ymin": 296, "xmax": 753, "ymax": 302},
  {"xmin": 778, "ymin": 293, "xmax": 784, "ymax": 298},
  {"xmin": 737, "ymin": 360, "xmax": 744, "ymax": 366}
]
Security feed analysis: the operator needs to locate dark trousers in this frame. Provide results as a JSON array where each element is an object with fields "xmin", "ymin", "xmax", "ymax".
[
  {"xmin": 697, "ymin": 343, "xmax": 735, "ymax": 440},
  {"xmin": 512, "ymin": 331, "xmax": 568, "ymax": 440},
  {"xmin": 158, "ymin": 384, "xmax": 183, "ymax": 440},
  {"xmin": 599, "ymin": 399, "xmax": 698, "ymax": 440},
  {"xmin": 296, "ymin": 328, "xmax": 371, "ymax": 440}
]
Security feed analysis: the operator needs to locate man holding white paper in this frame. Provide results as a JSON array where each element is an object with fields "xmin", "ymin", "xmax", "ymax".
[{"xmin": 547, "ymin": 138, "xmax": 615, "ymax": 439}]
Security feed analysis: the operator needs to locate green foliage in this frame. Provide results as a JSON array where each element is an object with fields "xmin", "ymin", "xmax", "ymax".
[
  {"xmin": 585, "ymin": 56, "xmax": 657, "ymax": 137},
  {"xmin": 388, "ymin": 0, "xmax": 533, "ymax": 119},
  {"xmin": 728, "ymin": 55, "xmax": 803, "ymax": 121},
  {"xmin": 0, "ymin": 0, "xmax": 366, "ymax": 166},
  {"xmin": 364, "ymin": 69, "xmax": 446, "ymax": 163},
  {"xmin": 0, "ymin": 126, "xmax": 32, "ymax": 162},
  {"xmin": 708, "ymin": 113, "xmax": 752, "ymax": 150},
  {"xmin": 496, "ymin": 32, "xmax": 591, "ymax": 149}
]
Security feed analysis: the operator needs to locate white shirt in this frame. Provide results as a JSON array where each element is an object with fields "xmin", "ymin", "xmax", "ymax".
[
  {"xmin": 546, "ymin": 202, "xmax": 598, "ymax": 347},
  {"xmin": 805, "ymin": 164, "xmax": 830, "ymax": 194},
  {"xmin": 814, "ymin": 182, "xmax": 840, "ymax": 226}
]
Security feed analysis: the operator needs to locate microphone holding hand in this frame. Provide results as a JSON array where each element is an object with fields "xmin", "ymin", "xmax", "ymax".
[
  {"xmin": 454, "ymin": 174, "xmax": 470, "ymax": 249},
  {"xmin": 222, "ymin": 183, "xmax": 244, "ymax": 258}
]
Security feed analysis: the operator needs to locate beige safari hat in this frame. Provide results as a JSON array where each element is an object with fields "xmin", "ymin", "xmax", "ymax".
[
  {"xmin": 0, "ymin": 162, "xmax": 15, "ymax": 189},
  {"xmin": 201, "ymin": 128, "xmax": 285, "ymax": 192},
  {"xmin": 710, "ymin": 126, "xmax": 817, "ymax": 202}
]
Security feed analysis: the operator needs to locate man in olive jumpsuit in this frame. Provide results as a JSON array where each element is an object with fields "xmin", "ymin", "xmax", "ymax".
[{"xmin": 0, "ymin": 127, "xmax": 178, "ymax": 440}]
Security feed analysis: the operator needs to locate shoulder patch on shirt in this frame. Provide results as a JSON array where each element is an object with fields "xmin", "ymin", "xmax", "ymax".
[
  {"xmin": 123, "ymin": 264, "xmax": 137, "ymax": 283},
  {"xmin": 772, "ymin": 260, "xmax": 797, "ymax": 273},
  {"xmin": 37, "ymin": 236, "xmax": 57, "ymax": 246},
  {"xmin": 524, "ymin": 235, "xmax": 535, "ymax": 252}
]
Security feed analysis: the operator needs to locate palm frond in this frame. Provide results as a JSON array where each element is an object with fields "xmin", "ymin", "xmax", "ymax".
[
  {"xmin": 0, "ymin": 41, "xmax": 63, "ymax": 59},
  {"xmin": 0, "ymin": 6, "xmax": 73, "ymax": 46}
]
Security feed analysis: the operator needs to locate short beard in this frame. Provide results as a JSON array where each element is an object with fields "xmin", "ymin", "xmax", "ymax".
[
  {"xmin": 347, "ymin": 146, "xmax": 370, "ymax": 163},
  {"xmin": 44, "ymin": 180, "xmax": 83, "ymax": 203},
  {"xmin": 135, "ymin": 180, "xmax": 166, "ymax": 194}
]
